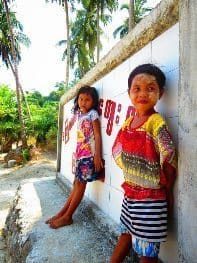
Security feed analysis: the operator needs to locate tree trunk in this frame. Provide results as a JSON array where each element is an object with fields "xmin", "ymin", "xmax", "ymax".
[
  {"xmin": 129, "ymin": 0, "xmax": 135, "ymax": 31},
  {"xmin": 7, "ymin": 57, "xmax": 32, "ymax": 120},
  {"xmin": 3, "ymin": 0, "xmax": 27, "ymax": 148},
  {"xmin": 64, "ymin": 0, "xmax": 70, "ymax": 88},
  {"xmin": 2, "ymin": 137, "xmax": 15, "ymax": 153},
  {"xmin": 96, "ymin": 5, "xmax": 100, "ymax": 63}
]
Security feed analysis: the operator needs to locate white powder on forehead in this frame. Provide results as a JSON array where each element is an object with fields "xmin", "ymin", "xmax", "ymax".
[{"xmin": 133, "ymin": 73, "xmax": 157, "ymax": 83}]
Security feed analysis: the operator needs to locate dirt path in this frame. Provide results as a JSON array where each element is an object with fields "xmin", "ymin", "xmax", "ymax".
[{"xmin": 0, "ymin": 152, "xmax": 57, "ymax": 262}]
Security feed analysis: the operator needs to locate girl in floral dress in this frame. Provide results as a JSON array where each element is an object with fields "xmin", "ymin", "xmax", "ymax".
[{"xmin": 46, "ymin": 86, "xmax": 103, "ymax": 228}]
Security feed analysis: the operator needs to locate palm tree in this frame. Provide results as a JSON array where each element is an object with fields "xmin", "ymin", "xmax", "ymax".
[
  {"xmin": 0, "ymin": 2, "xmax": 30, "ymax": 65},
  {"xmin": 56, "ymin": 1, "xmax": 118, "ymax": 79},
  {"xmin": 129, "ymin": 0, "xmax": 135, "ymax": 31},
  {"xmin": 87, "ymin": 0, "xmax": 118, "ymax": 62},
  {"xmin": 1, "ymin": 0, "xmax": 31, "ymax": 148},
  {"xmin": 0, "ymin": 4, "xmax": 31, "ymax": 119},
  {"xmin": 113, "ymin": 0, "xmax": 152, "ymax": 39},
  {"xmin": 57, "ymin": 7, "xmax": 98, "ymax": 80},
  {"xmin": 45, "ymin": 0, "xmax": 74, "ymax": 88}
]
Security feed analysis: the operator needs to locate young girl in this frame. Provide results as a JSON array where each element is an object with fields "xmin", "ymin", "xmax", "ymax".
[
  {"xmin": 110, "ymin": 64, "xmax": 177, "ymax": 263},
  {"xmin": 46, "ymin": 85, "xmax": 103, "ymax": 229}
]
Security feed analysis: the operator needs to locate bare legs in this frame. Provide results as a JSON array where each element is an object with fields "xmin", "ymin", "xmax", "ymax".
[
  {"xmin": 140, "ymin": 257, "xmax": 158, "ymax": 263},
  {"xmin": 45, "ymin": 189, "xmax": 74, "ymax": 224},
  {"xmin": 45, "ymin": 179, "xmax": 87, "ymax": 229},
  {"xmin": 110, "ymin": 233, "xmax": 158, "ymax": 263},
  {"xmin": 110, "ymin": 233, "xmax": 131, "ymax": 263}
]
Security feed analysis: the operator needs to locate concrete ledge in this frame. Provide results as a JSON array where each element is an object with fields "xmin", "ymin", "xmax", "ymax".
[
  {"xmin": 4, "ymin": 176, "xmax": 135, "ymax": 262},
  {"xmin": 56, "ymin": 172, "xmax": 120, "ymax": 246}
]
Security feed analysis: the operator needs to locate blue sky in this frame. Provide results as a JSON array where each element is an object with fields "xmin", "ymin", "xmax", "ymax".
[{"xmin": 0, "ymin": 0, "xmax": 161, "ymax": 95}]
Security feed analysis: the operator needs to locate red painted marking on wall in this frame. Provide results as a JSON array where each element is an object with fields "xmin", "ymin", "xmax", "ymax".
[
  {"xmin": 104, "ymin": 100, "xmax": 116, "ymax": 136},
  {"xmin": 98, "ymin": 98, "xmax": 104, "ymax": 116},
  {"xmin": 64, "ymin": 118, "xmax": 69, "ymax": 143},
  {"xmin": 62, "ymin": 98, "xmax": 135, "ymax": 141}
]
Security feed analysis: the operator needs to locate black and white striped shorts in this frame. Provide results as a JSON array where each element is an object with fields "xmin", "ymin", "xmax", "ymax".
[{"xmin": 120, "ymin": 196, "xmax": 168, "ymax": 242}]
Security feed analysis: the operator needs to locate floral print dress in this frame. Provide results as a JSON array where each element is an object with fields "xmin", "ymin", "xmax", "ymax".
[{"xmin": 75, "ymin": 109, "xmax": 100, "ymax": 182}]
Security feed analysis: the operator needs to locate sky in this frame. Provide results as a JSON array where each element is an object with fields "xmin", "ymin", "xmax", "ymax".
[{"xmin": 0, "ymin": 0, "xmax": 161, "ymax": 96}]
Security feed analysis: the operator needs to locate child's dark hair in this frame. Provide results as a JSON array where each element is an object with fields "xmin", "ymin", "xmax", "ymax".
[
  {"xmin": 128, "ymin": 63, "xmax": 166, "ymax": 91},
  {"xmin": 73, "ymin": 85, "xmax": 99, "ymax": 113}
]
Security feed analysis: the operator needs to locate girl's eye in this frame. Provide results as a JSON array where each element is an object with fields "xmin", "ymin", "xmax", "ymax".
[
  {"xmin": 148, "ymin": 86, "xmax": 155, "ymax": 91},
  {"xmin": 132, "ymin": 86, "xmax": 140, "ymax": 92}
]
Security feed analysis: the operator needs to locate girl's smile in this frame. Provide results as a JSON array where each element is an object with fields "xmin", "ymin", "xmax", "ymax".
[{"xmin": 128, "ymin": 73, "xmax": 163, "ymax": 116}]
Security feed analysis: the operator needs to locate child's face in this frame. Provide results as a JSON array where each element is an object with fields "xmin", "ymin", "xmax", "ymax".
[
  {"xmin": 78, "ymin": 93, "xmax": 93, "ymax": 114},
  {"xmin": 128, "ymin": 73, "xmax": 162, "ymax": 116}
]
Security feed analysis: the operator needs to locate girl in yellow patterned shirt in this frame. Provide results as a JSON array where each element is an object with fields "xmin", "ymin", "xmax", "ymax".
[{"xmin": 110, "ymin": 64, "xmax": 177, "ymax": 263}]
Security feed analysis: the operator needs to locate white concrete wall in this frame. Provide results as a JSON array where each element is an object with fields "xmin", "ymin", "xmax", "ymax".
[
  {"xmin": 178, "ymin": 1, "xmax": 197, "ymax": 262},
  {"xmin": 60, "ymin": 23, "xmax": 179, "ymax": 262}
]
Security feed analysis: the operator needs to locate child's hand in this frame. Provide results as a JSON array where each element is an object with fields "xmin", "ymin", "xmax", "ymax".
[
  {"xmin": 94, "ymin": 155, "xmax": 104, "ymax": 172},
  {"xmin": 166, "ymin": 188, "xmax": 174, "ymax": 217}
]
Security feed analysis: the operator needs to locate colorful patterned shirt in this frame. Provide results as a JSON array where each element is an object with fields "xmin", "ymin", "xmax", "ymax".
[
  {"xmin": 112, "ymin": 113, "xmax": 176, "ymax": 199},
  {"xmin": 76, "ymin": 109, "xmax": 99, "ymax": 160}
]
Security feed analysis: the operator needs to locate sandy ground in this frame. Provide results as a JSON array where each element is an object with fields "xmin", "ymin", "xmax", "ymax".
[{"xmin": 0, "ymin": 152, "xmax": 57, "ymax": 262}]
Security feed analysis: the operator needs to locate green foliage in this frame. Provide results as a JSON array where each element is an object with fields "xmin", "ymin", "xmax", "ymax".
[
  {"xmin": 0, "ymin": 85, "xmax": 20, "ymax": 149},
  {"xmin": 45, "ymin": 126, "xmax": 58, "ymax": 151},
  {"xmin": 25, "ymin": 98, "xmax": 58, "ymax": 144},
  {"xmin": 22, "ymin": 148, "xmax": 30, "ymax": 163},
  {"xmin": 45, "ymin": 81, "xmax": 66, "ymax": 101},
  {"xmin": 113, "ymin": 0, "xmax": 152, "ymax": 39},
  {"xmin": 0, "ymin": 83, "xmax": 69, "ymax": 151},
  {"xmin": 57, "ymin": 0, "xmax": 118, "ymax": 79},
  {"xmin": 25, "ymin": 91, "xmax": 44, "ymax": 106}
]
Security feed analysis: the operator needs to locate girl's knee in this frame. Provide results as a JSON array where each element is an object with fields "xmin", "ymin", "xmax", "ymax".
[
  {"xmin": 120, "ymin": 233, "xmax": 132, "ymax": 243},
  {"xmin": 75, "ymin": 178, "xmax": 87, "ymax": 188}
]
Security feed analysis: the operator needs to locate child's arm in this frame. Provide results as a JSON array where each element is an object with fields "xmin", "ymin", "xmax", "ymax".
[
  {"xmin": 163, "ymin": 161, "xmax": 176, "ymax": 216},
  {"xmin": 156, "ymin": 121, "xmax": 177, "ymax": 216},
  {"xmin": 68, "ymin": 113, "xmax": 77, "ymax": 130},
  {"xmin": 92, "ymin": 118, "xmax": 103, "ymax": 172},
  {"xmin": 65, "ymin": 114, "xmax": 77, "ymax": 144}
]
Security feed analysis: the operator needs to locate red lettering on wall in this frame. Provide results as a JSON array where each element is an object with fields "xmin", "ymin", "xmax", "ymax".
[
  {"xmin": 98, "ymin": 98, "xmax": 104, "ymax": 116},
  {"xmin": 64, "ymin": 118, "xmax": 69, "ymax": 143},
  {"xmin": 63, "ymin": 98, "xmax": 136, "ymax": 141},
  {"xmin": 63, "ymin": 114, "xmax": 77, "ymax": 144},
  {"xmin": 115, "ymin": 103, "xmax": 122, "ymax": 124},
  {"xmin": 104, "ymin": 100, "xmax": 116, "ymax": 136}
]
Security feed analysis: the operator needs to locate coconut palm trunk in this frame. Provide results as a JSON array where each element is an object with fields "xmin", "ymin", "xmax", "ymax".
[
  {"xmin": 3, "ymin": 0, "xmax": 27, "ymax": 148},
  {"xmin": 96, "ymin": 5, "xmax": 100, "ymax": 63},
  {"xmin": 64, "ymin": 0, "xmax": 70, "ymax": 87},
  {"xmin": 129, "ymin": 0, "xmax": 135, "ymax": 31},
  {"xmin": 46, "ymin": 0, "xmax": 70, "ymax": 88},
  {"xmin": 7, "ymin": 57, "xmax": 32, "ymax": 120}
]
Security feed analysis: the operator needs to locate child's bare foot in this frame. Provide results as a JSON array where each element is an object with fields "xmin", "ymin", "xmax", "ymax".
[
  {"xmin": 49, "ymin": 216, "xmax": 73, "ymax": 229},
  {"xmin": 45, "ymin": 215, "xmax": 60, "ymax": 224}
]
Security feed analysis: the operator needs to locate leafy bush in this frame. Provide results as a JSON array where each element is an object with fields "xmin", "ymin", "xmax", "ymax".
[
  {"xmin": 22, "ymin": 148, "xmax": 30, "ymax": 163},
  {"xmin": 45, "ymin": 126, "xmax": 57, "ymax": 151}
]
